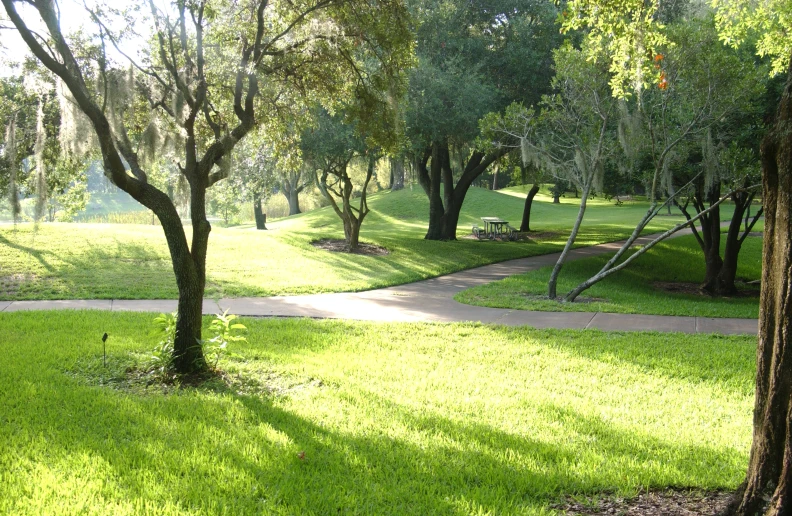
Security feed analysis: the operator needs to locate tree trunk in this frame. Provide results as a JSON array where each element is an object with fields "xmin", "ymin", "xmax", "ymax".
[
  {"xmin": 710, "ymin": 191, "xmax": 753, "ymax": 295},
  {"xmin": 520, "ymin": 183, "xmax": 540, "ymax": 232},
  {"xmin": 287, "ymin": 188, "xmax": 301, "ymax": 215},
  {"xmin": 344, "ymin": 215, "xmax": 361, "ymax": 249},
  {"xmin": 391, "ymin": 158, "xmax": 405, "ymax": 191},
  {"xmin": 170, "ymin": 173, "xmax": 210, "ymax": 374},
  {"xmin": 548, "ymin": 182, "xmax": 591, "ymax": 299},
  {"xmin": 423, "ymin": 144, "xmax": 447, "ymax": 240},
  {"xmin": 492, "ymin": 165, "xmax": 499, "ymax": 190},
  {"xmin": 417, "ymin": 141, "xmax": 509, "ymax": 241},
  {"xmin": 725, "ymin": 57, "xmax": 792, "ymax": 516},
  {"xmin": 253, "ymin": 196, "xmax": 267, "ymax": 230}
]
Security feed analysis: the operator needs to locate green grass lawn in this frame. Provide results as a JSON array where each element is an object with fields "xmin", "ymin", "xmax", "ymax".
[
  {"xmin": 456, "ymin": 233, "xmax": 762, "ymax": 319},
  {"xmin": 0, "ymin": 187, "xmax": 722, "ymax": 301},
  {"xmin": 0, "ymin": 311, "xmax": 754, "ymax": 515}
]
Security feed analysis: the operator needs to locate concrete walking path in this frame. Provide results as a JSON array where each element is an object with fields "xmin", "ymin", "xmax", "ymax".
[{"xmin": 0, "ymin": 230, "xmax": 759, "ymax": 335}]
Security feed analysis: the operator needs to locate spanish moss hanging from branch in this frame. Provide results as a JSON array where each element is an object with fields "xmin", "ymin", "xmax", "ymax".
[
  {"xmin": 5, "ymin": 113, "xmax": 20, "ymax": 224},
  {"xmin": 34, "ymin": 96, "xmax": 48, "ymax": 222}
]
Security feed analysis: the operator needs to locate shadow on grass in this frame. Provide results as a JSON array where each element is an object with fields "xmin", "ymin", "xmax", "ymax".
[
  {"xmin": 6, "ymin": 371, "xmax": 746, "ymax": 513},
  {"xmin": 0, "ymin": 233, "xmax": 58, "ymax": 273},
  {"xmin": 0, "ymin": 313, "xmax": 750, "ymax": 513},
  {"xmin": 487, "ymin": 326, "xmax": 756, "ymax": 397}
]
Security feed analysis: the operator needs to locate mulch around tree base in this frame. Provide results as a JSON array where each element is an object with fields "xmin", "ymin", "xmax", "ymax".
[
  {"xmin": 554, "ymin": 489, "xmax": 733, "ymax": 515},
  {"xmin": 654, "ymin": 281, "xmax": 760, "ymax": 298},
  {"xmin": 311, "ymin": 238, "xmax": 390, "ymax": 256}
]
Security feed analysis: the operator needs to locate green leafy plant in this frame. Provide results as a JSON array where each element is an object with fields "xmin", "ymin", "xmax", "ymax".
[
  {"xmin": 200, "ymin": 310, "xmax": 247, "ymax": 369},
  {"xmin": 150, "ymin": 312, "xmax": 177, "ymax": 375}
]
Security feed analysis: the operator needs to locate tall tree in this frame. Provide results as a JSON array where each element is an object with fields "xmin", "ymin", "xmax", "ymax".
[
  {"xmin": 406, "ymin": 0, "xmax": 561, "ymax": 240},
  {"xmin": 562, "ymin": 17, "xmax": 765, "ymax": 302},
  {"xmin": 482, "ymin": 41, "xmax": 619, "ymax": 298},
  {"xmin": 2, "ymin": 0, "xmax": 410, "ymax": 374},
  {"xmin": 563, "ymin": 1, "xmax": 792, "ymax": 513},
  {"xmin": 278, "ymin": 166, "xmax": 311, "ymax": 216},
  {"xmin": 302, "ymin": 107, "xmax": 374, "ymax": 250}
]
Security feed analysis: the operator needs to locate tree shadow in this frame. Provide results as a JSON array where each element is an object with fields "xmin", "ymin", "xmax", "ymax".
[
  {"xmin": 5, "ymin": 373, "xmax": 745, "ymax": 513},
  {"xmin": 486, "ymin": 326, "xmax": 755, "ymax": 397},
  {"xmin": 0, "ymin": 233, "xmax": 57, "ymax": 273}
]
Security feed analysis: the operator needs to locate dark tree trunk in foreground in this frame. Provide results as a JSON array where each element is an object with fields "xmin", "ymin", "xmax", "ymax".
[
  {"xmin": 416, "ymin": 141, "xmax": 509, "ymax": 240},
  {"xmin": 520, "ymin": 183, "xmax": 540, "ymax": 232},
  {"xmin": 724, "ymin": 57, "xmax": 792, "ymax": 516},
  {"xmin": 253, "ymin": 196, "xmax": 267, "ymax": 230},
  {"xmin": 390, "ymin": 158, "xmax": 405, "ymax": 191}
]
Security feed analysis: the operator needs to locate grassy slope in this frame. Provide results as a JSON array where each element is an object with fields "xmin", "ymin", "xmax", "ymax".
[
  {"xmin": 456, "ymin": 233, "xmax": 762, "ymax": 319},
  {"xmin": 0, "ymin": 311, "xmax": 754, "ymax": 515},
  {"xmin": 0, "ymin": 187, "xmax": 697, "ymax": 300}
]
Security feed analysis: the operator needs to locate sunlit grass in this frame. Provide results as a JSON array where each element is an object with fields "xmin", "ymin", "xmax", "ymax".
[
  {"xmin": 0, "ymin": 187, "xmax": 716, "ymax": 301},
  {"xmin": 0, "ymin": 311, "xmax": 754, "ymax": 515},
  {"xmin": 456, "ymin": 233, "xmax": 762, "ymax": 318}
]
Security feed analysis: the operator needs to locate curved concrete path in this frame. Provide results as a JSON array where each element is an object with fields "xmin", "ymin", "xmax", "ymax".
[{"xmin": 0, "ymin": 230, "xmax": 759, "ymax": 335}]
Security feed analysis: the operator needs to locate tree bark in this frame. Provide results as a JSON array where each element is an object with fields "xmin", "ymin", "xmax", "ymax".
[
  {"xmin": 315, "ymin": 155, "xmax": 374, "ymax": 251},
  {"xmin": 390, "ymin": 158, "xmax": 405, "ymax": 191},
  {"xmin": 520, "ymin": 183, "xmax": 540, "ymax": 232},
  {"xmin": 548, "ymin": 181, "xmax": 591, "ymax": 299},
  {"xmin": 280, "ymin": 173, "xmax": 303, "ymax": 216},
  {"xmin": 416, "ymin": 141, "xmax": 509, "ymax": 241},
  {"xmin": 725, "ymin": 57, "xmax": 792, "ymax": 516},
  {"xmin": 287, "ymin": 188, "xmax": 301, "ymax": 215},
  {"xmin": 253, "ymin": 195, "xmax": 267, "ymax": 230}
]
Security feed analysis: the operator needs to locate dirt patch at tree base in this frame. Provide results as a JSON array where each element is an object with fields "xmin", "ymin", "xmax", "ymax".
[
  {"xmin": 554, "ymin": 489, "xmax": 733, "ymax": 515},
  {"xmin": 654, "ymin": 281, "xmax": 760, "ymax": 298},
  {"xmin": 312, "ymin": 238, "xmax": 390, "ymax": 256}
]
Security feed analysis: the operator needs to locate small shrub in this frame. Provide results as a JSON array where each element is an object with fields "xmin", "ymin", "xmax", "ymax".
[
  {"xmin": 149, "ymin": 310, "xmax": 247, "ymax": 376},
  {"xmin": 200, "ymin": 310, "xmax": 247, "ymax": 369},
  {"xmin": 150, "ymin": 312, "xmax": 177, "ymax": 376}
]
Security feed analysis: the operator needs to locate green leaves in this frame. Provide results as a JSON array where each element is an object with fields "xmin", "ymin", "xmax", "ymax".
[
  {"xmin": 201, "ymin": 309, "xmax": 248, "ymax": 369},
  {"xmin": 561, "ymin": 0, "xmax": 671, "ymax": 98}
]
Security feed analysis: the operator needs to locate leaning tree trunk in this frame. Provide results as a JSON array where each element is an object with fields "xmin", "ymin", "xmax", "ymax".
[
  {"xmin": 548, "ymin": 181, "xmax": 591, "ymax": 299},
  {"xmin": 725, "ymin": 58, "xmax": 792, "ymax": 516},
  {"xmin": 253, "ymin": 195, "xmax": 267, "ymax": 230},
  {"xmin": 520, "ymin": 183, "xmax": 540, "ymax": 232}
]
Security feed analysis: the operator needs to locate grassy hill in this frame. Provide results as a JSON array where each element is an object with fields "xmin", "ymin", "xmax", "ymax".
[{"xmin": 0, "ymin": 186, "xmax": 714, "ymax": 300}]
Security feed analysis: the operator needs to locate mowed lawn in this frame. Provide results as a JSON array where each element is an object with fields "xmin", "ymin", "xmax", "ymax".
[
  {"xmin": 457, "ymin": 233, "xmax": 763, "ymax": 319},
  {"xmin": 0, "ymin": 187, "xmax": 703, "ymax": 300},
  {"xmin": 0, "ymin": 311, "xmax": 754, "ymax": 515}
]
